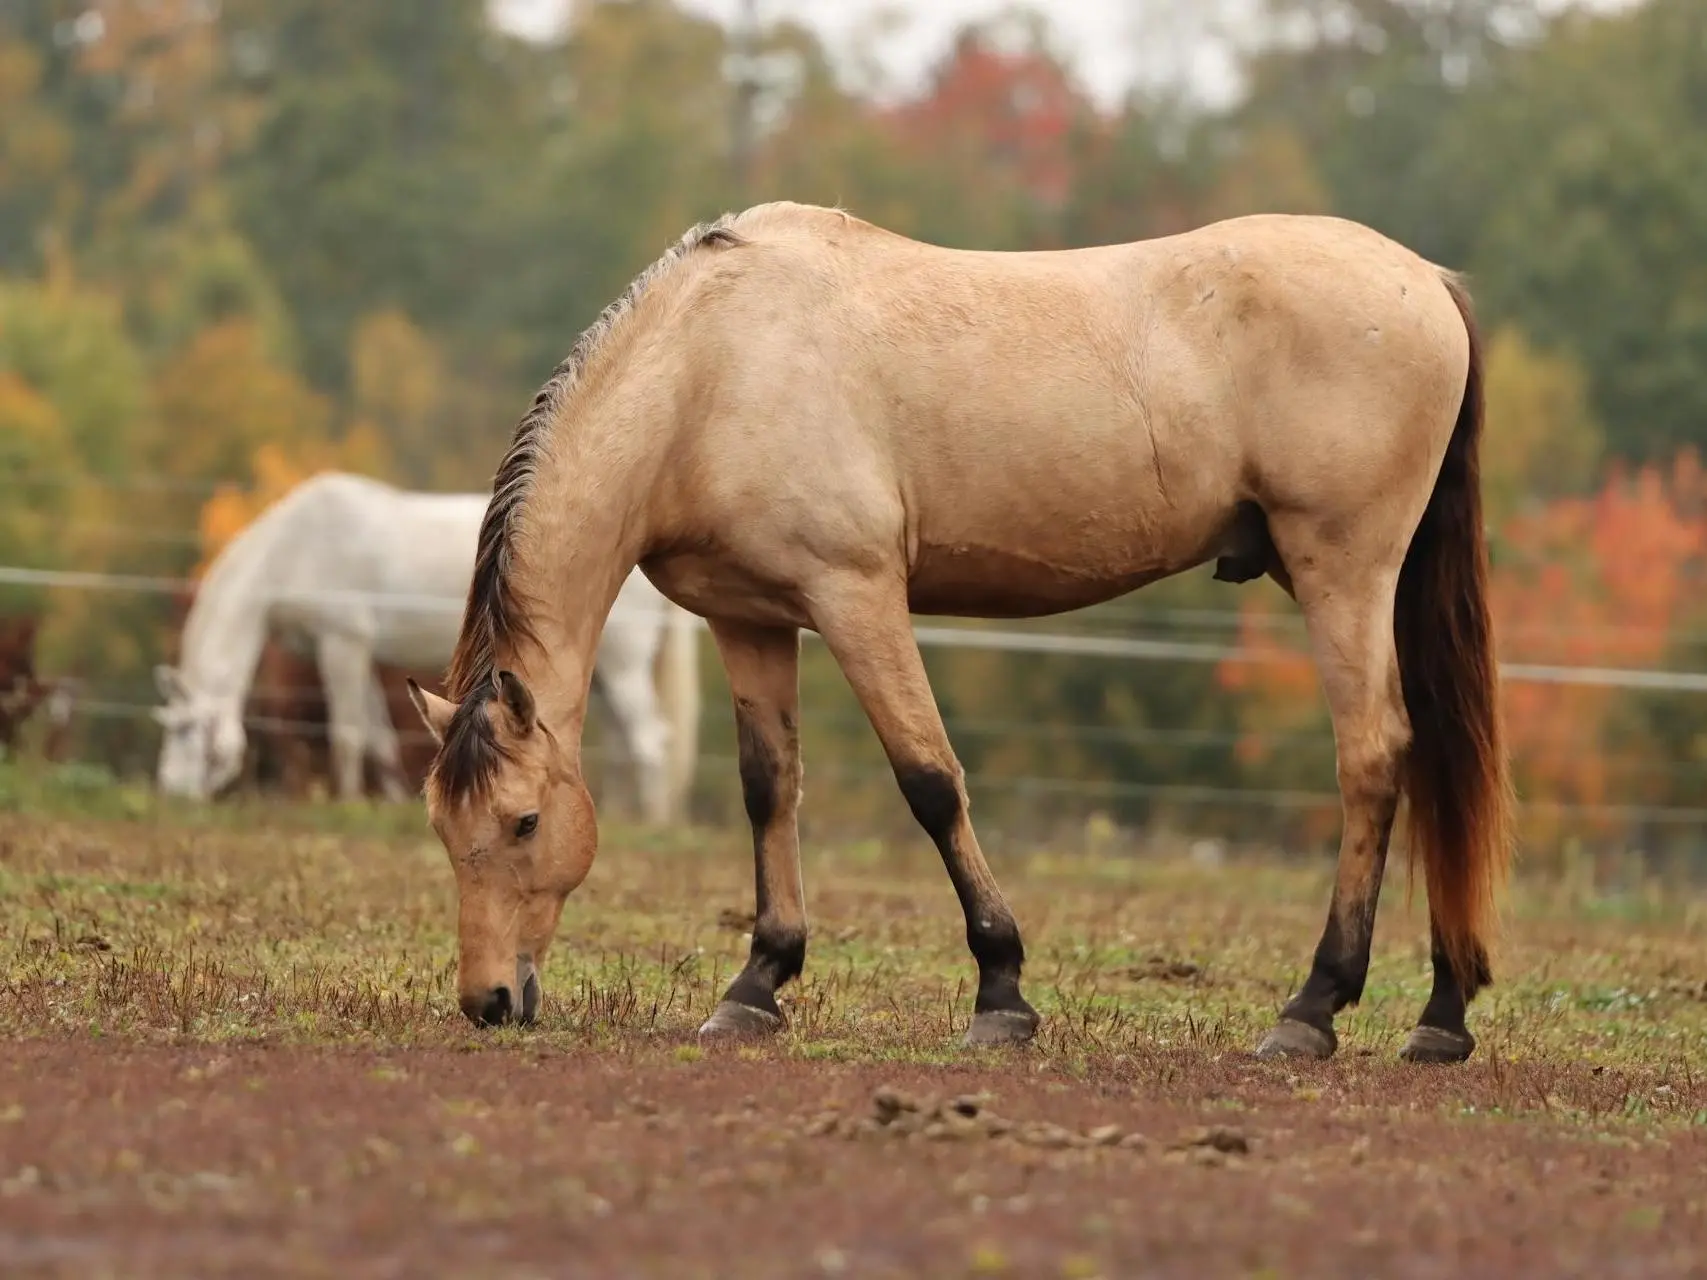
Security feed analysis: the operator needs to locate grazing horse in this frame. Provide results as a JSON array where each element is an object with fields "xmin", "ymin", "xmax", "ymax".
[
  {"xmin": 154, "ymin": 471, "xmax": 701, "ymax": 819},
  {"xmin": 406, "ymin": 201, "xmax": 1511, "ymax": 1061}
]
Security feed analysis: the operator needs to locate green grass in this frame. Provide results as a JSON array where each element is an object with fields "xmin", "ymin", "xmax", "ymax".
[{"xmin": 1, "ymin": 758, "xmax": 1704, "ymax": 1119}]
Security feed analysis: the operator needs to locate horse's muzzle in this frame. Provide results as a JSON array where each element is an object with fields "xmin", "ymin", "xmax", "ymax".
[{"xmin": 460, "ymin": 985, "xmax": 513, "ymax": 1027}]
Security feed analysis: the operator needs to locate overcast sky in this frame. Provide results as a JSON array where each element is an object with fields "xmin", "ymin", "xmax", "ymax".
[
  {"xmin": 490, "ymin": 0, "xmax": 1638, "ymax": 110},
  {"xmin": 491, "ymin": 0, "xmax": 1243, "ymax": 108}
]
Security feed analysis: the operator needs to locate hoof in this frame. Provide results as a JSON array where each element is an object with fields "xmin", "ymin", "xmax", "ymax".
[
  {"xmin": 1399, "ymin": 1025, "xmax": 1475, "ymax": 1064},
  {"xmin": 698, "ymin": 1000, "xmax": 783, "ymax": 1040},
  {"xmin": 1255, "ymin": 1018, "xmax": 1337, "ymax": 1061},
  {"xmin": 962, "ymin": 1008, "xmax": 1040, "ymax": 1048}
]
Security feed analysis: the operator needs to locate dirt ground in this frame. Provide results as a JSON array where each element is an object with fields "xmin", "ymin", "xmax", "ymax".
[{"xmin": 1, "ymin": 1038, "xmax": 1703, "ymax": 1280}]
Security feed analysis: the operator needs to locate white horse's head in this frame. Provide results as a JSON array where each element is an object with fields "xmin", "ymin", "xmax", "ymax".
[{"xmin": 152, "ymin": 664, "xmax": 247, "ymax": 800}]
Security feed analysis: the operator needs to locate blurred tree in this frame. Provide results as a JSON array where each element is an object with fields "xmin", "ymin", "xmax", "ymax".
[
  {"xmin": 0, "ymin": 270, "xmax": 146, "ymax": 477},
  {"xmin": 483, "ymin": 0, "xmax": 737, "ymax": 382},
  {"xmin": 222, "ymin": 0, "xmax": 538, "ymax": 389},
  {"xmin": 0, "ymin": 33, "xmax": 75, "ymax": 275},
  {"xmin": 886, "ymin": 13, "xmax": 1088, "ymax": 215},
  {"xmin": 1452, "ymin": 0, "xmax": 1707, "ymax": 461},
  {"xmin": 0, "ymin": 371, "xmax": 77, "ymax": 613},
  {"xmin": 0, "ymin": 269, "xmax": 165, "ymax": 764},
  {"xmin": 1225, "ymin": 0, "xmax": 1527, "ymax": 267},
  {"xmin": 68, "ymin": 0, "xmax": 251, "ymax": 234},
  {"xmin": 117, "ymin": 217, "xmax": 296, "ymax": 362},
  {"xmin": 348, "ymin": 309, "xmax": 447, "ymax": 488},
  {"xmin": 1480, "ymin": 324, "xmax": 1603, "ymax": 528},
  {"xmin": 148, "ymin": 316, "xmax": 332, "ymax": 485},
  {"xmin": 1057, "ymin": 107, "xmax": 1207, "ymax": 247},
  {"xmin": 752, "ymin": 14, "xmax": 1036, "ymax": 251},
  {"xmin": 1489, "ymin": 460, "xmax": 1704, "ymax": 850}
]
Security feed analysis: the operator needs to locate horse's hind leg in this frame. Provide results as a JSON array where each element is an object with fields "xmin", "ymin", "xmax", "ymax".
[
  {"xmin": 699, "ymin": 621, "xmax": 805, "ymax": 1039},
  {"xmin": 811, "ymin": 577, "xmax": 1039, "ymax": 1048},
  {"xmin": 1257, "ymin": 547, "xmax": 1410, "ymax": 1061}
]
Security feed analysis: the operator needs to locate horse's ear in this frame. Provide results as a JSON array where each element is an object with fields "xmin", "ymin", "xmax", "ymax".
[
  {"xmin": 406, "ymin": 678, "xmax": 455, "ymax": 745},
  {"xmin": 494, "ymin": 670, "xmax": 535, "ymax": 734},
  {"xmin": 154, "ymin": 664, "xmax": 187, "ymax": 703}
]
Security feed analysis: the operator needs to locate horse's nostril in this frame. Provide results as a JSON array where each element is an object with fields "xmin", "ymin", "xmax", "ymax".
[{"xmin": 460, "ymin": 986, "xmax": 513, "ymax": 1027}]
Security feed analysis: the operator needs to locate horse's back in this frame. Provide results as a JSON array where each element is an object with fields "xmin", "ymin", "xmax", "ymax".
[
  {"xmin": 717, "ymin": 203, "xmax": 1469, "ymax": 483},
  {"xmin": 249, "ymin": 473, "xmax": 484, "ymax": 659},
  {"xmin": 657, "ymin": 204, "xmax": 1472, "ymax": 619}
]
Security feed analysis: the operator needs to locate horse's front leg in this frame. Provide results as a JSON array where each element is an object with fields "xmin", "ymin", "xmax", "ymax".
[
  {"xmin": 360, "ymin": 667, "xmax": 412, "ymax": 803},
  {"xmin": 811, "ymin": 576, "xmax": 1039, "ymax": 1048},
  {"xmin": 698, "ymin": 621, "xmax": 805, "ymax": 1039},
  {"xmin": 316, "ymin": 632, "xmax": 374, "ymax": 803}
]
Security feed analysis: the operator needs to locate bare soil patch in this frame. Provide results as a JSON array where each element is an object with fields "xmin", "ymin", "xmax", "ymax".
[{"xmin": 1, "ymin": 1038, "xmax": 1703, "ymax": 1279}]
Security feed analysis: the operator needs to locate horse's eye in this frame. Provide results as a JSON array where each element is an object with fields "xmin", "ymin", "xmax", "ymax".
[{"xmin": 514, "ymin": 813, "xmax": 539, "ymax": 840}]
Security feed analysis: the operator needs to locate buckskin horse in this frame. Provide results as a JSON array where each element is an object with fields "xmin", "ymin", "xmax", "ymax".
[{"xmin": 405, "ymin": 201, "xmax": 1511, "ymax": 1061}]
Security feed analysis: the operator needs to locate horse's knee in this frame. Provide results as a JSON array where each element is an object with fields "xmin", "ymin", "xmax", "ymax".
[{"xmin": 328, "ymin": 723, "xmax": 366, "ymax": 762}]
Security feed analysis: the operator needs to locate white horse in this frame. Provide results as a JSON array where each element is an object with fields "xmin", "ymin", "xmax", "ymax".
[{"xmin": 153, "ymin": 472, "xmax": 701, "ymax": 819}]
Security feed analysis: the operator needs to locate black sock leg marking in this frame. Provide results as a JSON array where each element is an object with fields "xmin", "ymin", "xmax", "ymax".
[
  {"xmin": 735, "ymin": 700, "xmax": 777, "ymax": 833},
  {"xmin": 715, "ymin": 699, "xmax": 806, "ymax": 1021},
  {"xmin": 895, "ymin": 764, "xmax": 1035, "ymax": 1022},
  {"xmin": 1280, "ymin": 903, "xmax": 1376, "ymax": 1036},
  {"xmin": 1401, "ymin": 931, "xmax": 1486, "ymax": 1063},
  {"xmin": 722, "ymin": 925, "xmax": 807, "ymax": 1019},
  {"xmin": 1259, "ymin": 893, "xmax": 1379, "ymax": 1061}
]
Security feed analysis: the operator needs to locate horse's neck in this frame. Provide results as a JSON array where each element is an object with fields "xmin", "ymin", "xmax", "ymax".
[
  {"xmin": 503, "ymin": 432, "xmax": 659, "ymax": 745},
  {"xmin": 180, "ymin": 527, "xmax": 277, "ymax": 703}
]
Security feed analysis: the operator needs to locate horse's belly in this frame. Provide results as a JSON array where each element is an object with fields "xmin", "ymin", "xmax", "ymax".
[
  {"xmin": 906, "ymin": 542, "xmax": 1180, "ymax": 618},
  {"xmin": 371, "ymin": 613, "xmax": 459, "ymax": 670}
]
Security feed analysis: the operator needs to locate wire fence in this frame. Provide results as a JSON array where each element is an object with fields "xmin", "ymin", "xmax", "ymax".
[
  {"xmin": 5, "ymin": 564, "xmax": 1707, "ymax": 693},
  {"xmin": 4, "ymin": 549, "xmax": 1707, "ymax": 849},
  {"xmin": 5, "ymin": 460, "xmax": 1707, "ymax": 845}
]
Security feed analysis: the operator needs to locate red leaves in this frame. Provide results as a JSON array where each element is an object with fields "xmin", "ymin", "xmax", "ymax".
[
  {"xmin": 886, "ymin": 28, "xmax": 1087, "ymax": 209},
  {"xmin": 1216, "ymin": 452, "xmax": 1707, "ymax": 841}
]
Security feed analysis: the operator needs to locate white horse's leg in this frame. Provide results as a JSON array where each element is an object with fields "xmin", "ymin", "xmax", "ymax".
[
  {"xmin": 595, "ymin": 647, "xmax": 671, "ymax": 826},
  {"xmin": 362, "ymin": 668, "xmax": 411, "ymax": 802},
  {"xmin": 588, "ymin": 673, "xmax": 635, "ymax": 819},
  {"xmin": 316, "ymin": 631, "xmax": 374, "ymax": 802}
]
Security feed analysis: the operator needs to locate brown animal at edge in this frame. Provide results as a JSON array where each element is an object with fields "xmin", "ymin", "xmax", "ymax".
[
  {"xmin": 404, "ymin": 201, "xmax": 1512, "ymax": 1062},
  {"xmin": 0, "ymin": 614, "xmax": 75, "ymax": 762}
]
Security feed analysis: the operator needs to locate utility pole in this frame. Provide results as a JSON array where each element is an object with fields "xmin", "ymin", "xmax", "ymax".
[{"xmin": 728, "ymin": 0, "xmax": 761, "ymax": 197}]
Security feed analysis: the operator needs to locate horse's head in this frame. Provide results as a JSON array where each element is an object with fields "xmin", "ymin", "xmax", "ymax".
[
  {"xmin": 408, "ymin": 671, "xmax": 595, "ymax": 1028},
  {"xmin": 152, "ymin": 664, "xmax": 247, "ymax": 800}
]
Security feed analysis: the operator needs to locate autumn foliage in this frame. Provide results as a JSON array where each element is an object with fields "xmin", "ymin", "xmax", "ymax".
[
  {"xmin": 194, "ymin": 431, "xmax": 390, "ymax": 579},
  {"xmin": 1218, "ymin": 450, "xmax": 1707, "ymax": 853},
  {"xmin": 885, "ymin": 21, "xmax": 1086, "ymax": 210}
]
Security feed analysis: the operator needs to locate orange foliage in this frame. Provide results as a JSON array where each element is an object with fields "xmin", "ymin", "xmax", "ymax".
[
  {"xmin": 193, "ymin": 430, "xmax": 390, "ymax": 579},
  {"xmin": 1495, "ymin": 455, "xmax": 1704, "ymax": 841},
  {"xmin": 886, "ymin": 23, "xmax": 1088, "ymax": 208},
  {"xmin": 1216, "ymin": 452, "xmax": 1707, "ymax": 847},
  {"xmin": 1215, "ymin": 586, "xmax": 1317, "ymax": 765}
]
